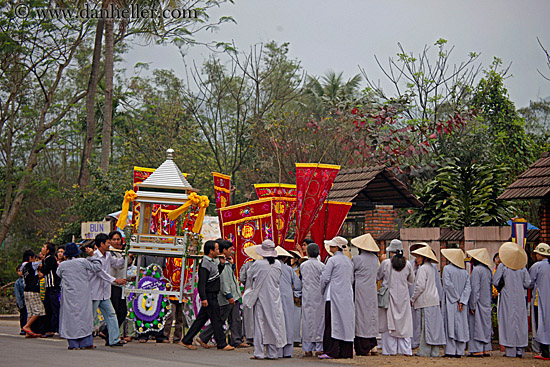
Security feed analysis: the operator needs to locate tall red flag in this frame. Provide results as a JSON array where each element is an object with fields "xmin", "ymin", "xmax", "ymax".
[
  {"xmin": 294, "ymin": 163, "xmax": 340, "ymax": 249},
  {"xmin": 213, "ymin": 172, "xmax": 231, "ymax": 209},
  {"xmin": 310, "ymin": 201, "xmax": 352, "ymax": 260}
]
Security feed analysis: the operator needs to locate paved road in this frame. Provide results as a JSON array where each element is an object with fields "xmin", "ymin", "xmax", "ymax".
[{"xmin": 0, "ymin": 320, "xmax": 344, "ymax": 367}]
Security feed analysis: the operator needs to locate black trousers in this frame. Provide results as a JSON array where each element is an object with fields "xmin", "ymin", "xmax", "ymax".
[
  {"xmin": 182, "ymin": 292, "xmax": 227, "ymax": 349},
  {"xmin": 111, "ymin": 286, "xmax": 127, "ymax": 327},
  {"xmin": 542, "ymin": 343, "xmax": 550, "ymax": 358},
  {"xmin": 44, "ymin": 288, "xmax": 60, "ymax": 333},
  {"xmin": 323, "ymin": 301, "xmax": 353, "ymax": 359},
  {"xmin": 354, "ymin": 336, "xmax": 377, "ymax": 356},
  {"xmin": 18, "ymin": 306, "xmax": 27, "ymax": 330}
]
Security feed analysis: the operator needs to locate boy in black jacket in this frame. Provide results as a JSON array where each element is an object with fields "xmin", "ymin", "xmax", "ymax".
[{"xmin": 180, "ymin": 240, "xmax": 234, "ymax": 351}]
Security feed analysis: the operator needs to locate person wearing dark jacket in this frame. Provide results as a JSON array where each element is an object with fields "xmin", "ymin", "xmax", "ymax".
[
  {"xmin": 180, "ymin": 240, "xmax": 235, "ymax": 351},
  {"xmin": 40, "ymin": 242, "xmax": 61, "ymax": 336}
]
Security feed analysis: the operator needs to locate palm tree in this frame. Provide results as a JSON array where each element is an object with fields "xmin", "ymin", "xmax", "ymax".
[{"xmin": 304, "ymin": 70, "xmax": 362, "ymax": 107}]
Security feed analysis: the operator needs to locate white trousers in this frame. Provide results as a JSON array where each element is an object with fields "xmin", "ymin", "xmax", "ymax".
[
  {"xmin": 445, "ymin": 337, "xmax": 466, "ymax": 356},
  {"xmin": 381, "ymin": 332, "xmax": 412, "ymax": 355},
  {"xmin": 302, "ymin": 341, "xmax": 323, "ymax": 352}
]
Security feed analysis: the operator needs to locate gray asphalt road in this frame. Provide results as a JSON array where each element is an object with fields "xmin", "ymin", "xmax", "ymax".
[{"xmin": 0, "ymin": 320, "xmax": 344, "ymax": 367}]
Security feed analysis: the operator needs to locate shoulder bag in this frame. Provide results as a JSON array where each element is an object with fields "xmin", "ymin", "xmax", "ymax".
[{"xmin": 242, "ymin": 265, "xmax": 273, "ymax": 309}]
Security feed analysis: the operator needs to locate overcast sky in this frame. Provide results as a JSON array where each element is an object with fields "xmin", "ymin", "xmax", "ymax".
[{"xmin": 123, "ymin": 0, "xmax": 550, "ymax": 108}]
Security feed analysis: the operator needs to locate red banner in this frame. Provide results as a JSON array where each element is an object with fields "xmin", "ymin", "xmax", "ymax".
[
  {"xmin": 254, "ymin": 183, "xmax": 297, "ymax": 199},
  {"xmin": 294, "ymin": 163, "xmax": 340, "ymax": 249},
  {"xmin": 213, "ymin": 172, "xmax": 231, "ymax": 209},
  {"xmin": 310, "ymin": 201, "xmax": 352, "ymax": 260},
  {"xmin": 219, "ymin": 199, "xmax": 273, "ymax": 278},
  {"xmin": 271, "ymin": 197, "xmax": 296, "ymax": 248}
]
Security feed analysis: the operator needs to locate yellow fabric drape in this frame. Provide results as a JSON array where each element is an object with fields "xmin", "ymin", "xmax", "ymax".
[
  {"xmin": 192, "ymin": 195, "xmax": 210, "ymax": 233},
  {"xmin": 116, "ymin": 190, "xmax": 136, "ymax": 229},
  {"xmin": 167, "ymin": 192, "xmax": 210, "ymax": 233}
]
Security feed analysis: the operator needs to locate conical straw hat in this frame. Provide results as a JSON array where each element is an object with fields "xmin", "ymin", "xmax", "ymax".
[
  {"xmin": 441, "ymin": 248, "xmax": 465, "ymax": 269},
  {"xmin": 409, "ymin": 242, "xmax": 429, "ymax": 253},
  {"xmin": 288, "ymin": 249, "xmax": 304, "ymax": 259},
  {"xmin": 351, "ymin": 233, "xmax": 380, "ymax": 252},
  {"xmin": 275, "ymin": 246, "xmax": 292, "ymax": 257},
  {"xmin": 499, "ymin": 242, "xmax": 527, "ymax": 270},
  {"xmin": 244, "ymin": 245, "xmax": 263, "ymax": 260},
  {"xmin": 411, "ymin": 245, "xmax": 438, "ymax": 263},
  {"xmin": 466, "ymin": 248, "xmax": 492, "ymax": 268}
]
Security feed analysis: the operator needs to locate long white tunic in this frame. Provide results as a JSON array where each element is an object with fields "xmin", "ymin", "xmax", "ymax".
[
  {"xmin": 279, "ymin": 260, "xmax": 302, "ymax": 346},
  {"xmin": 320, "ymin": 251, "xmax": 355, "ymax": 342},
  {"xmin": 378, "ymin": 259, "xmax": 414, "ymax": 338},
  {"xmin": 493, "ymin": 263, "xmax": 530, "ymax": 347},
  {"xmin": 442, "ymin": 264, "xmax": 471, "ymax": 343},
  {"xmin": 529, "ymin": 258, "xmax": 550, "ymax": 345},
  {"xmin": 409, "ymin": 260, "xmax": 443, "ymax": 347},
  {"xmin": 353, "ymin": 252, "xmax": 379, "ymax": 338},
  {"xmin": 57, "ymin": 258, "xmax": 102, "ymax": 339},
  {"xmin": 300, "ymin": 258, "xmax": 325, "ymax": 343},
  {"xmin": 239, "ymin": 260, "xmax": 254, "ymax": 339},
  {"xmin": 468, "ymin": 264, "xmax": 493, "ymax": 343},
  {"xmin": 248, "ymin": 259, "xmax": 287, "ymax": 347},
  {"xmin": 412, "ymin": 263, "xmax": 446, "ymax": 345}
]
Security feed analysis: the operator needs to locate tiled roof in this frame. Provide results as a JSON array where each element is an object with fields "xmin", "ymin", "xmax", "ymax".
[
  {"xmin": 328, "ymin": 166, "xmax": 422, "ymax": 209},
  {"xmin": 438, "ymin": 229, "xmax": 464, "ymax": 242},
  {"xmin": 376, "ymin": 230, "xmax": 400, "ymax": 241},
  {"xmin": 138, "ymin": 149, "xmax": 196, "ymax": 192},
  {"xmin": 499, "ymin": 152, "xmax": 550, "ymax": 199}
]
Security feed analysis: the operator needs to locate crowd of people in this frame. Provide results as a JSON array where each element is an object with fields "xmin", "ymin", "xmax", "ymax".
[{"xmin": 13, "ymin": 231, "xmax": 550, "ymax": 361}]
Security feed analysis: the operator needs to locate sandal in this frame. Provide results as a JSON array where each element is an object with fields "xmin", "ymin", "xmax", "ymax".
[
  {"xmin": 318, "ymin": 354, "xmax": 334, "ymax": 359},
  {"xmin": 250, "ymin": 356, "xmax": 264, "ymax": 360}
]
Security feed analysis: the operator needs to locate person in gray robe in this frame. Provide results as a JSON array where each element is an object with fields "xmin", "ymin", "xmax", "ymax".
[
  {"xmin": 319, "ymin": 236, "xmax": 355, "ymax": 359},
  {"xmin": 248, "ymin": 241, "xmax": 287, "ymax": 360},
  {"xmin": 493, "ymin": 263, "xmax": 531, "ymax": 357},
  {"xmin": 529, "ymin": 243, "xmax": 550, "ymax": 360},
  {"xmin": 378, "ymin": 240, "xmax": 415, "ymax": 356},
  {"xmin": 278, "ymin": 255, "xmax": 302, "ymax": 358},
  {"xmin": 411, "ymin": 246, "xmax": 446, "ymax": 357},
  {"xmin": 442, "ymin": 262, "xmax": 471, "ymax": 356},
  {"xmin": 353, "ymin": 248, "xmax": 379, "ymax": 355},
  {"xmin": 290, "ymin": 259, "xmax": 302, "ymax": 345},
  {"xmin": 409, "ymin": 243, "xmax": 443, "ymax": 349},
  {"xmin": 239, "ymin": 259, "xmax": 255, "ymax": 342},
  {"xmin": 56, "ymin": 243, "xmax": 103, "ymax": 349},
  {"xmin": 300, "ymin": 244, "xmax": 325, "ymax": 356},
  {"xmin": 468, "ymin": 258, "xmax": 493, "ymax": 356}
]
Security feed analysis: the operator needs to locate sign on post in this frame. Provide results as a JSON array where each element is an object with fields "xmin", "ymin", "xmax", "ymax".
[{"xmin": 81, "ymin": 221, "xmax": 111, "ymax": 239}]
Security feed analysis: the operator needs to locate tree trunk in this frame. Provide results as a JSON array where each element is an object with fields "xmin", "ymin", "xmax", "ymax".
[
  {"xmin": 78, "ymin": 18, "xmax": 104, "ymax": 187},
  {"xmin": 101, "ymin": 17, "xmax": 114, "ymax": 172}
]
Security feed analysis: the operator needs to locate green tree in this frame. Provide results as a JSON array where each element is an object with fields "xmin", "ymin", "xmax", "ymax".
[
  {"xmin": 406, "ymin": 162, "xmax": 515, "ymax": 229},
  {"xmin": 471, "ymin": 59, "xmax": 537, "ymax": 178}
]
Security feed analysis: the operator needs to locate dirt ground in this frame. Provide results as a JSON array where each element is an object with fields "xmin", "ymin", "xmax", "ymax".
[{"xmin": 321, "ymin": 351, "xmax": 548, "ymax": 366}]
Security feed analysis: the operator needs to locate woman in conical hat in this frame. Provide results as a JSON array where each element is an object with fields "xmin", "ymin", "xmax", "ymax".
[
  {"xmin": 529, "ymin": 243, "xmax": 550, "ymax": 360},
  {"xmin": 493, "ymin": 242, "xmax": 531, "ymax": 358},
  {"xmin": 350, "ymin": 234, "xmax": 379, "ymax": 355},
  {"xmin": 410, "ymin": 246, "xmax": 445, "ymax": 357},
  {"xmin": 440, "ymin": 248, "xmax": 471, "ymax": 357},
  {"xmin": 276, "ymin": 245, "xmax": 302, "ymax": 358},
  {"xmin": 408, "ymin": 242, "xmax": 443, "ymax": 350},
  {"xmin": 247, "ymin": 239, "xmax": 287, "ymax": 359},
  {"xmin": 241, "ymin": 245, "xmax": 262, "ymax": 342},
  {"xmin": 465, "ymin": 248, "xmax": 493, "ymax": 357},
  {"xmin": 376, "ymin": 239, "xmax": 415, "ymax": 356},
  {"xmin": 319, "ymin": 236, "xmax": 355, "ymax": 359}
]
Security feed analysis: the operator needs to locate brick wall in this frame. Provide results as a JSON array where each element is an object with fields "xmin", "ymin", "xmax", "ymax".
[{"xmin": 364, "ymin": 205, "xmax": 396, "ymax": 239}]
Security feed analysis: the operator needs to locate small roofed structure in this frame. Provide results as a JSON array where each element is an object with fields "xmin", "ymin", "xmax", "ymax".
[
  {"xmin": 125, "ymin": 149, "xmax": 200, "ymax": 302},
  {"xmin": 328, "ymin": 166, "xmax": 422, "ymax": 212},
  {"xmin": 328, "ymin": 166, "xmax": 421, "ymax": 239},
  {"xmin": 498, "ymin": 152, "xmax": 550, "ymax": 200},
  {"xmin": 499, "ymin": 151, "xmax": 550, "ymax": 245}
]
